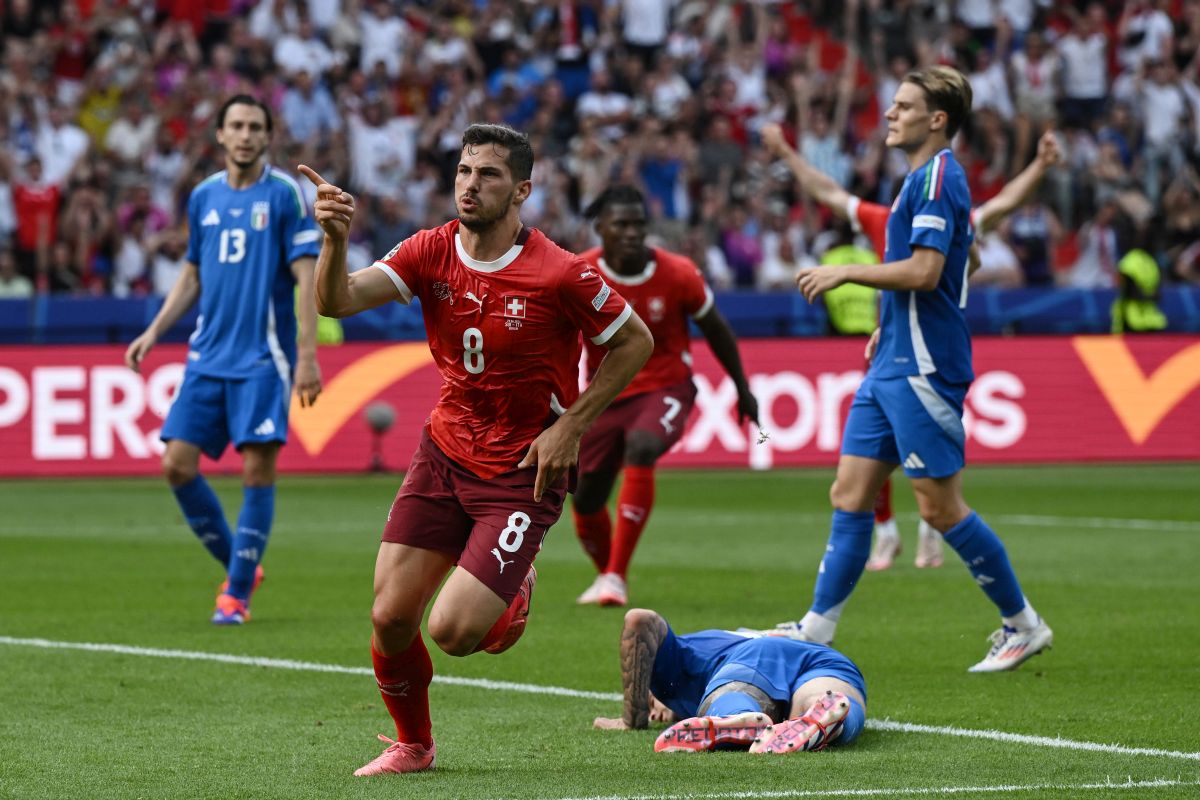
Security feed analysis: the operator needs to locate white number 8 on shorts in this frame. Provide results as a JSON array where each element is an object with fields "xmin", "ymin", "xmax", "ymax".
[{"xmin": 498, "ymin": 511, "xmax": 531, "ymax": 552}]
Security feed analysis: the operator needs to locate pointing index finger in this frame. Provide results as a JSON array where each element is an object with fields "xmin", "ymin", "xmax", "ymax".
[{"xmin": 297, "ymin": 164, "xmax": 330, "ymax": 189}]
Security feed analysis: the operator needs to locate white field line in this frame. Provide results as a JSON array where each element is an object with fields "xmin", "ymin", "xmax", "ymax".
[
  {"xmin": 542, "ymin": 778, "xmax": 1200, "ymax": 800},
  {"xmin": 3, "ymin": 636, "xmax": 1200, "ymax": 765},
  {"xmin": 976, "ymin": 514, "xmax": 1199, "ymax": 532}
]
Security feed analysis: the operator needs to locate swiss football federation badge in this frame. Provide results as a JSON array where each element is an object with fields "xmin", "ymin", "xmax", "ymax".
[
  {"xmin": 503, "ymin": 295, "xmax": 527, "ymax": 319},
  {"xmin": 251, "ymin": 201, "xmax": 270, "ymax": 231}
]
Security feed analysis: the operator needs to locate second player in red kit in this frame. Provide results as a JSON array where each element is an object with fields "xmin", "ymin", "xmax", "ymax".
[{"xmin": 572, "ymin": 185, "xmax": 759, "ymax": 607}]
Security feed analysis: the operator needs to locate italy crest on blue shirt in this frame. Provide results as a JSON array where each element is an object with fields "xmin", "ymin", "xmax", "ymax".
[{"xmin": 251, "ymin": 201, "xmax": 270, "ymax": 231}]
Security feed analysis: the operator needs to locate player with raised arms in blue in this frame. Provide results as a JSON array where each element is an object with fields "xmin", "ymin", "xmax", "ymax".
[
  {"xmin": 777, "ymin": 66, "xmax": 1052, "ymax": 672},
  {"xmin": 125, "ymin": 94, "xmax": 322, "ymax": 625}
]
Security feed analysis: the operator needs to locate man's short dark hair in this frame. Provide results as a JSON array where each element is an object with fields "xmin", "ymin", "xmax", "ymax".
[
  {"xmin": 216, "ymin": 94, "xmax": 274, "ymax": 133},
  {"xmin": 583, "ymin": 184, "xmax": 647, "ymax": 220},
  {"xmin": 461, "ymin": 123, "xmax": 534, "ymax": 182}
]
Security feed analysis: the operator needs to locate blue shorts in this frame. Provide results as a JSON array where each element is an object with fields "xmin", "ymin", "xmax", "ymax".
[
  {"xmin": 161, "ymin": 370, "xmax": 290, "ymax": 459},
  {"xmin": 704, "ymin": 638, "xmax": 867, "ymax": 709},
  {"xmin": 841, "ymin": 373, "xmax": 967, "ymax": 479}
]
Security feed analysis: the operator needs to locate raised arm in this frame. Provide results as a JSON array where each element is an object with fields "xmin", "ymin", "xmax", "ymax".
[
  {"xmin": 974, "ymin": 130, "xmax": 1062, "ymax": 235},
  {"xmin": 594, "ymin": 608, "xmax": 670, "ymax": 730},
  {"xmin": 762, "ymin": 122, "xmax": 854, "ymax": 219},
  {"xmin": 298, "ymin": 164, "xmax": 403, "ymax": 317}
]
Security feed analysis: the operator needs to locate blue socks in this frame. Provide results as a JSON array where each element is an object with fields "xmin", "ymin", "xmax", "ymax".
[
  {"xmin": 706, "ymin": 692, "xmax": 762, "ymax": 717},
  {"xmin": 172, "ymin": 476, "xmax": 232, "ymax": 565},
  {"xmin": 810, "ymin": 510, "xmax": 874, "ymax": 620},
  {"xmin": 226, "ymin": 485, "xmax": 275, "ymax": 600},
  {"xmin": 839, "ymin": 698, "xmax": 867, "ymax": 746},
  {"xmin": 942, "ymin": 511, "xmax": 1026, "ymax": 617}
]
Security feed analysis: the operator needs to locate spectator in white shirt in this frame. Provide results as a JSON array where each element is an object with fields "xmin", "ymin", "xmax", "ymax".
[
  {"xmin": 35, "ymin": 103, "xmax": 89, "ymax": 187},
  {"xmin": 274, "ymin": 16, "xmax": 338, "ymax": 78},
  {"xmin": 347, "ymin": 96, "xmax": 419, "ymax": 199},
  {"xmin": 1137, "ymin": 59, "xmax": 1191, "ymax": 201},
  {"xmin": 971, "ymin": 232, "xmax": 1025, "ymax": 288},
  {"xmin": 359, "ymin": 0, "xmax": 410, "ymax": 79},
  {"xmin": 248, "ymin": 0, "xmax": 299, "ymax": 44},
  {"xmin": 1067, "ymin": 201, "xmax": 1121, "ymax": 289},
  {"xmin": 1010, "ymin": 30, "xmax": 1061, "ymax": 168},
  {"xmin": 104, "ymin": 100, "xmax": 158, "ymax": 168},
  {"xmin": 621, "ymin": 0, "xmax": 674, "ymax": 66},
  {"xmin": 1056, "ymin": 6, "xmax": 1109, "ymax": 129},
  {"xmin": 577, "ymin": 69, "xmax": 633, "ymax": 141},
  {"xmin": 970, "ymin": 47, "xmax": 1015, "ymax": 122},
  {"xmin": 1117, "ymin": 0, "xmax": 1174, "ymax": 72}
]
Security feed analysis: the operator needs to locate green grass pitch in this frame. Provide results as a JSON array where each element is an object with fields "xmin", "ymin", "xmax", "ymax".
[{"xmin": 1, "ymin": 464, "xmax": 1198, "ymax": 799}]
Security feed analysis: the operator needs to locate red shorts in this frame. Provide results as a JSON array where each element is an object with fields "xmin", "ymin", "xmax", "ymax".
[
  {"xmin": 578, "ymin": 380, "xmax": 697, "ymax": 475},
  {"xmin": 383, "ymin": 429, "xmax": 567, "ymax": 603}
]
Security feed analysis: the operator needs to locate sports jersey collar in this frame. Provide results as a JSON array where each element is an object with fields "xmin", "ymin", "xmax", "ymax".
[
  {"xmin": 917, "ymin": 148, "xmax": 953, "ymax": 171},
  {"xmin": 222, "ymin": 163, "xmax": 272, "ymax": 189},
  {"xmin": 598, "ymin": 255, "xmax": 657, "ymax": 285},
  {"xmin": 454, "ymin": 230, "xmax": 525, "ymax": 272}
]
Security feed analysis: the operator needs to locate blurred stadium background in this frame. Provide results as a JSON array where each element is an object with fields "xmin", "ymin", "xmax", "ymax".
[{"xmin": 1, "ymin": 2, "xmax": 1199, "ymax": 798}]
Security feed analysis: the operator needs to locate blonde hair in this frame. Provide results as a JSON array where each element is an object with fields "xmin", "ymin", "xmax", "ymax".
[{"xmin": 903, "ymin": 66, "xmax": 973, "ymax": 139}]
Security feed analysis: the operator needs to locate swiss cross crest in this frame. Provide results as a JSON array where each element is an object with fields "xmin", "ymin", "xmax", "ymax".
[
  {"xmin": 648, "ymin": 296, "xmax": 666, "ymax": 322},
  {"xmin": 503, "ymin": 295, "xmax": 527, "ymax": 319},
  {"xmin": 251, "ymin": 201, "xmax": 270, "ymax": 231}
]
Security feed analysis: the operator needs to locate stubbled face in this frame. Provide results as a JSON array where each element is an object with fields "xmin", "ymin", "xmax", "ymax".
[
  {"xmin": 215, "ymin": 103, "xmax": 270, "ymax": 170},
  {"xmin": 596, "ymin": 201, "xmax": 647, "ymax": 268},
  {"xmin": 885, "ymin": 81, "xmax": 940, "ymax": 151},
  {"xmin": 455, "ymin": 142, "xmax": 525, "ymax": 231}
]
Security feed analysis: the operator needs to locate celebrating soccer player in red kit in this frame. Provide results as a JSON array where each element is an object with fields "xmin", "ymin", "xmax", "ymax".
[
  {"xmin": 299, "ymin": 124, "xmax": 652, "ymax": 776},
  {"xmin": 572, "ymin": 185, "xmax": 759, "ymax": 607}
]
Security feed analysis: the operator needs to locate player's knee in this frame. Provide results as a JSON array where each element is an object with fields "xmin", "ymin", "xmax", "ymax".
[
  {"xmin": 572, "ymin": 488, "xmax": 606, "ymax": 515},
  {"xmin": 161, "ymin": 453, "xmax": 197, "ymax": 487},
  {"xmin": 624, "ymin": 431, "xmax": 664, "ymax": 466},
  {"xmin": 828, "ymin": 480, "xmax": 855, "ymax": 511},
  {"xmin": 426, "ymin": 618, "xmax": 478, "ymax": 657},
  {"xmin": 370, "ymin": 606, "xmax": 421, "ymax": 651},
  {"xmin": 917, "ymin": 501, "xmax": 969, "ymax": 534}
]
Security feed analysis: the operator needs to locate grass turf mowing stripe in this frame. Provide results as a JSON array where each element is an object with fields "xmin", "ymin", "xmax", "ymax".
[
  {"xmin": 542, "ymin": 778, "xmax": 1200, "ymax": 800},
  {"xmin": 4, "ymin": 635, "xmax": 1199, "ymax": 764},
  {"xmin": 660, "ymin": 512, "xmax": 1200, "ymax": 533}
]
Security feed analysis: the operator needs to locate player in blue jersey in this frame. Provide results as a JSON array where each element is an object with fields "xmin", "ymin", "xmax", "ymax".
[
  {"xmin": 124, "ymin": 95, "xmax": 322, "ymax": 625},
  {"xmin": 593, "ymin": 608, "xmax": 867, "ymax": 754},
  {"xmin": 779, "ymin": 67, "xmax": 1053, "ymax": 672}
]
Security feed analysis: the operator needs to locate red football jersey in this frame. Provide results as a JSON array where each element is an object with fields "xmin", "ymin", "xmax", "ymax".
[
  {"xmin": 373, "ymin": 221, "xmax": 632, "ymax": 479},
  {"xmin": 579, "ymin": 247, "xmax": 712, "ymax": 401},
  {"xmin": 847, "ymin": 196, "xmax": 888, "ymax": 261}
]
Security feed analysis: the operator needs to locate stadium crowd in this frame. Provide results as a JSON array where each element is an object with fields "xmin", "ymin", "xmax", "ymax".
[{"xmin": 2, "ymin": 0, "xmax": 1200, "ymax": 301}]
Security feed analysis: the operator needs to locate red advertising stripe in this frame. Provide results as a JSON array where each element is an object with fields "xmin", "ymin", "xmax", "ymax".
[{"xmin": 0, "ymin": 336, "xmax": 1196, "ymax": 477}]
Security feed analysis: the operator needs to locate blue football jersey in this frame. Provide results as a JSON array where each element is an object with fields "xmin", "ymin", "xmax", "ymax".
[
  {"xmin": 649, "ymin": 626, "xmax": 866, "ymax": 720},
  {"xmin": 184, "ymin": 165, "xmax": 321, "ymax": 379},
  {"xmin": 872, "ymin": 148, "xmax": 975, "ymax": 384}
]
